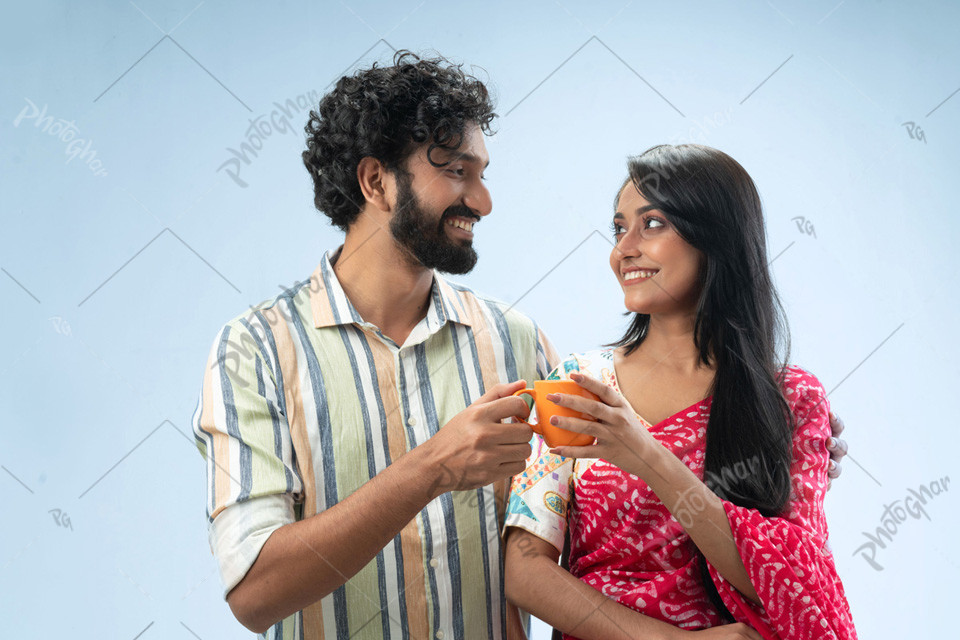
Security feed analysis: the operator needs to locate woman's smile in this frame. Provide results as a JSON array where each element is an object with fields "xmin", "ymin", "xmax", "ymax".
[{"xmin": 621, "ymin": 268, "xmax": 659, "ymax": 283}]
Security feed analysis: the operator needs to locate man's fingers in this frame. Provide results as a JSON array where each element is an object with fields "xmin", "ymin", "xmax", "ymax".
[
  {"xmin": 488, "ymin": 421, "xmax": 534, "ymax": 446},
  {"xmin": 483, "ymin": 395, "xmax": 532, "ymax": 423},
  {"xmin": 828, "ymin": 460, "xmax": 843, "ymax": 480},
  {"xmin": 498, "ymin": 459, "xmax": 527, "ymax": 478},
  {"xmin": 829, "ymin": 411, "xmax": 845, "ymax": 437},
  {"xmin": 476, "ymin": 380, "xmax": 527, "ymax": 404},
  {"xmin": 827, "ymin": 436, "xmax": 849, "ymax": 459},
  {"xmin": 497, "ymin": 442, "xmax": 533, "ymax": 464}
]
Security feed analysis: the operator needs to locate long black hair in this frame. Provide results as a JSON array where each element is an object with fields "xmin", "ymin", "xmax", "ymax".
[{"xmin": 608, "ymin": 144, "xmax": 794, "ymax": 618}]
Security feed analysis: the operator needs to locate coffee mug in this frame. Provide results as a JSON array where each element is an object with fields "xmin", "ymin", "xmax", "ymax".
[{"xmin": 512, "ymin": 380, "xmax": 599, "ymax": 448}]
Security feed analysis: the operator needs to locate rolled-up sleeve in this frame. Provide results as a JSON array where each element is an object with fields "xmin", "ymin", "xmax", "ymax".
[
  {"xmin": 192, "ymin": 317, "xmax": 304, "ymax": 597},
  {"xmin": 208, "ymin": 493, "xmax": 296, "ymax": 596}
]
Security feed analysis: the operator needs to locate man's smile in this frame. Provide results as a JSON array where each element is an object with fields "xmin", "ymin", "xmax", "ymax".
[{"xmin": 445, "ymin": 216, "xmax": 476, "ymax": 235}]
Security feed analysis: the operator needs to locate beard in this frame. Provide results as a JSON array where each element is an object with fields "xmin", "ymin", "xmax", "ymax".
[{"xmin": 389, "ymin": 169, "xmax": 479, "ymax": 275}]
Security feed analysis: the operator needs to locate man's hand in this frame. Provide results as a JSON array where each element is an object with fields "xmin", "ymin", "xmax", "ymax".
[
  {"xmin": 827, "ymin": 411, "xmax": 848, "ymax": 490},
  {"xmin": 422, "ymin": 380, "xmax": 533, "ymax": 497}
]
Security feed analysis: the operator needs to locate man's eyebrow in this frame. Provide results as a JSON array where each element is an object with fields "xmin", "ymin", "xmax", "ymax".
[{"xmin": 449, "ymin": 151, "xmax": 490, "ymax": 168}]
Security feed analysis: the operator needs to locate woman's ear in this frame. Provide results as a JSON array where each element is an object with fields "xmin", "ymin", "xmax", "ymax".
[{"xmin": 356, "ymin": 156, "xmax": 394, "ymax": 213}]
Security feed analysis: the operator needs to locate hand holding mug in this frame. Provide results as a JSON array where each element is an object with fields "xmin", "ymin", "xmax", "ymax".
[{"xmin": 512, "ymin": 380, "xmax": 600, "ymax": 448}]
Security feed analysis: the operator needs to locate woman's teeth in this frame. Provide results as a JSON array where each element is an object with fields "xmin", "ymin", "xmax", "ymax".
[
  {"xmin": 623, "ymin": 270, "xmax": 657, "ymax": 281},
  {"xmin": 446, "ymin": 218, "xmax": 474, "ymax": 231}
]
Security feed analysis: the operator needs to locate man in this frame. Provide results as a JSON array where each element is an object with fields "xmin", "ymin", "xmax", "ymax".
[{"xmin": 193, "ymin": 51, "xmax": 848, "ymax": 639}]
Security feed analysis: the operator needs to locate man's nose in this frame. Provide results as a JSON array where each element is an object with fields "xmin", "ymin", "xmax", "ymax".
[{"xmin": 463, "ymin": 179, "xmax": 492, "ymax": 217}]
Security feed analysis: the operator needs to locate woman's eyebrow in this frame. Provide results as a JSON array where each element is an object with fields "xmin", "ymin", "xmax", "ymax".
[{"xmin": 614, "ymin": 205, "xmax": 658, "ymax": 219}]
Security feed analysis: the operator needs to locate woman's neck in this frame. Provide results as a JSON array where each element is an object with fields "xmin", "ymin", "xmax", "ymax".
[{"xmin": 632, "ymin": 312, "xmax": 712, "ymax": 376}]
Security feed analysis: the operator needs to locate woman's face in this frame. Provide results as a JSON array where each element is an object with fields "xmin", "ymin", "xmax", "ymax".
[{"xmin": 609, "ymin": 182, "xmax": 705, "ymax": 316}]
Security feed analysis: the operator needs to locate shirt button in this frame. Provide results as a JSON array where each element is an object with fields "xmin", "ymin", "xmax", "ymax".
[
  {"xmin": 436, "ymin": 632, "xmax": 444, "ymax": 640},
  {"xmin": 429, "ymin": 557, "xmax": 439, "ymax": 568},
  {"xmin": 407, "ymin": 416, "xmax": 417, "ymax": 427}
]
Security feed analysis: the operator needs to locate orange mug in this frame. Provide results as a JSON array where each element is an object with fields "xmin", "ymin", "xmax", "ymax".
[{"xmin": 512, "ymin": 380, "xmax": 599, "ymax": 448}]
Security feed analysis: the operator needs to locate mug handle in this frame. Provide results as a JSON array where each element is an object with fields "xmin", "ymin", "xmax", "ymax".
[{"xmin": 511, "ymin": 389, "xmax": 541, "ymax": 435}]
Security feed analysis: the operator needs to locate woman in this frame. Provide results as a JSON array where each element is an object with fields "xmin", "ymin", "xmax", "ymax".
[{"xmin": 503, "ymin": 145, "xmax": 857, "ymax": 639}]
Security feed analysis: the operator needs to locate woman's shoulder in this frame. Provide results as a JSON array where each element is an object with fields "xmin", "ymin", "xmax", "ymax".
[
  {"xmin": 780, "ymin": 364, "xmax": 830, "ymax": 424},
  {"xmin": 780, "ymin": 364, "xmax": 826, "ymax": 394},
  {"xmin": 548, "ymin": 348, "xmax": 616, "ymax": 381}
]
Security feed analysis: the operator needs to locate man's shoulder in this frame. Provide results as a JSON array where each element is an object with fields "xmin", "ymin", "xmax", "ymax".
[
  {"xmin": 442, "ymin": 278, "xmax": 539, "ymax": 330},
  {"xmin": 215, "ymin": 275, "xmax": 315, "ymax": 337}
]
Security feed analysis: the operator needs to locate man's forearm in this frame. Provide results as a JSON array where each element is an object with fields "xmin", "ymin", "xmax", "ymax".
[{"xmin": 228, "ymin": 444, "xmax": 438, "ymax": 632}]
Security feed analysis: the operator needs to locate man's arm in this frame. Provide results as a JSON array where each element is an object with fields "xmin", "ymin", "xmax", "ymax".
[{"xmin": 227, "ymin": 380, "xmax": 534, "ymax": 633}]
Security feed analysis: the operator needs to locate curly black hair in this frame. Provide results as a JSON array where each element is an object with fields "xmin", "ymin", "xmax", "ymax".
[{"xmin": 302, "ymin": 50, "xmax": 497, "ymax": 231}]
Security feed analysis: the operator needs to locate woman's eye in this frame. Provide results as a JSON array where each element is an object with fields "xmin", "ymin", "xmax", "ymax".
[
  {"xmin": 610, "ymin": 221, "xmax": 625, "ymax": 236},
  {"xmin": 644, "ymin": 217, "xmax": 666, "ymax": 230}
]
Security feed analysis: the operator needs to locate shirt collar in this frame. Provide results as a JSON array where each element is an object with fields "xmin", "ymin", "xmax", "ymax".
[{"xmin": 310, "ymin": 246, "xmax": 474, "ymax": 331}]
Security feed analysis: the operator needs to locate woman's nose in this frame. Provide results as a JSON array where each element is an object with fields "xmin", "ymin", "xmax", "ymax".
[{"xmin": 613, "ymin": 230, "xmax": 642, "ymax": 259}]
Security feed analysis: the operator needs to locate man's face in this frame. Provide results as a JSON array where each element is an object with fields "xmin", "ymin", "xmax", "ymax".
[{"xmin": 389, "ymin": 124, "xmax": 492, "ymax": 275}]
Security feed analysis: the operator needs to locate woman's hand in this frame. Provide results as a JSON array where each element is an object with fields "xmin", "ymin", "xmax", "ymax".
[
  {"xmin": 545, "ymin": 371, "xmax": 665, "ymax": 479},
  {"xmin": 677, "ymin": 623, "xmax": 763, "ymax": 639}
]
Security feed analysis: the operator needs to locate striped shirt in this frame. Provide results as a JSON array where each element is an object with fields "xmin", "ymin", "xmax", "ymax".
[{"xmin": 193, "ymin": 247, "xmax": 558, "ymax": 640}]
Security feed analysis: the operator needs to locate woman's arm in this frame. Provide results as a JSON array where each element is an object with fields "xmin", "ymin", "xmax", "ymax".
[
  {"xmin": 504, "ymin": 527, "xmax": 681, "ymax": 640},
  {"xmin": 640, "ymin": 447, "xmax": 761, "ymax": 604},
  {"xmin": 548, "ymin": 369, "xmax": 857, "ymax": 639},
  {"xmin": 544, "ymin": 371, "xmax": 761, "ymax": 604}
]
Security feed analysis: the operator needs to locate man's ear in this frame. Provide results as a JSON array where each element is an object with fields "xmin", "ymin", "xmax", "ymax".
[{"xmin": 356, "ymin": 156, "xmax": 394, "ymax": 213}]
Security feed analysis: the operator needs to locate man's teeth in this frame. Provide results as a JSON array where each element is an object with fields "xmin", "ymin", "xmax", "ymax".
[
  {"xmin": 447, "ymin": 219, "xmax": 474, "ymax": 231},
  {"xmin": 623, "ymin": 270, "xmax": 658, "ymax": 281}
]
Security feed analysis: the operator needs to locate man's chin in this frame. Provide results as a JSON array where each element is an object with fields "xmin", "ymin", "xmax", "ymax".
[{"xmin": 428, "ymin": 248, "xmax": 478, "ymax": 275}]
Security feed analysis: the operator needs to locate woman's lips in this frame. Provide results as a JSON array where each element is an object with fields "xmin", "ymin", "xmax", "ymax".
[{"xmin": 622, "ymin": 268, "xmax": 659, "ymax": 283}]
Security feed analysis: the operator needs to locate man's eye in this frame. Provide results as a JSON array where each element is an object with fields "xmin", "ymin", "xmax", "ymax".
[{"xmin": 447, "ymin": 167, "xmax": 465, "ymax": 176}]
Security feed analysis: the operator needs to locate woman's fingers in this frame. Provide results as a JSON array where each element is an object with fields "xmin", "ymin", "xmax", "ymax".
[
  {"xmin": 570, "ymin": 371, "xmax": 622, "ymax": 406},
  {"xmin": 548, "ymin": 415, "xmax": 600, "ymax": 436},
  {"xmin": 547, "ymin": 444, "xmax": 595, "ymax": 458},
  {"xmin": 546, "ymin": 392, "xmax": 609, "ymax": 422}
]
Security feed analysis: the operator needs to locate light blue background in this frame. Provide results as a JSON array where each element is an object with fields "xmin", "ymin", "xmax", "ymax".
[{"xmin": 2, "ymin": 1, "xmax": 957, "ymax": 637}]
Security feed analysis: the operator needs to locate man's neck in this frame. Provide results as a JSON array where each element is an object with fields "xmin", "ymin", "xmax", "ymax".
[{"xmin": 332, "ymin": 216, "xmax": 434, "ymax": 346}]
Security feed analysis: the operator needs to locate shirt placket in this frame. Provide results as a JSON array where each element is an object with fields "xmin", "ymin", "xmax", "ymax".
[{"xmin": 396, "ymin": 344, "xmax": 451, "ymax": 640}]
